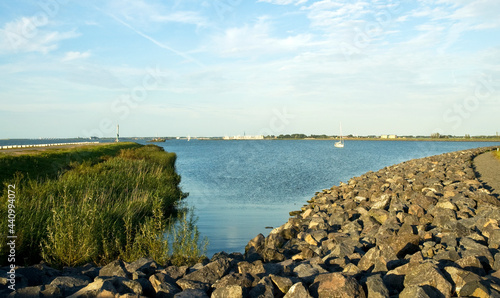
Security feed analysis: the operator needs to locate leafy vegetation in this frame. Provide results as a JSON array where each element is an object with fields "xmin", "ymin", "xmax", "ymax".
[{"xmin": 0, "ymin": 143, "xmax": 207, "ymax": 268}]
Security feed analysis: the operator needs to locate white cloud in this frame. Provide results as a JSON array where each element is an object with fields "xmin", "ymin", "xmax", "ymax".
[
  {"xmin": 61, "ymin": 51, "xmax": 91, "ymax": 62},
  {"xmin": 151, "ymin": 11, "xmax": 208, "ymax": 26},
  {"xmin": 258, "ymin": 0, "xmax": 308, "ymax": 5},
  {"xmin": 210, "ymin": 18, "xmax": 314, "ymax": 57},
  {"xmin": 0, "ymin": 16, "xmax": 79, "ymax": 54},
  {"xmin": 105, "ymin": 0, "xmax": 208, "ymax": 27}
]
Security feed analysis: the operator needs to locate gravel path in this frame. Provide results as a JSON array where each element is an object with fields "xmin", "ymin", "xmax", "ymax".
[{"xmin": 474, "ymin": 149, "xmax": 500, "ymax": 198}]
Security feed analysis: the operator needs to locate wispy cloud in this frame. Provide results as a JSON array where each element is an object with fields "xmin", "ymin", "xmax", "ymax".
[
  {"xmin": 151, "ymin": 11, "xmax": 209, "ymax": 27},
  {"xmin": 209, "ymin": 17, "xmax": 314, "ymax": 57},
  {"xmin": 258, "ymin": 0, "xmax": 308, "ymax": 5},
  {"xmin": 0, "ymin": 16, "xmax": 79, "ymax": 54},
  {"xmin": 61, "ymin": 51, "xmax": 91, "ymax": 62},
  {"xmin": 104, "ymin": 11, "xmax": 206, "ymax": 68}
]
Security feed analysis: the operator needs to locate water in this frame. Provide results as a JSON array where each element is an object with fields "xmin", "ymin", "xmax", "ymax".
[
  {"xmin": 3, "ymin": 138, "xmax": 499, "ymax": 257},
  {"xmin": 155, "ymin": 140, "xmax": 500, "ymax": 257}
]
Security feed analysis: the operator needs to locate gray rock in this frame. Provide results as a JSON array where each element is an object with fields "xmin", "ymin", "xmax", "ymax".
[
  {"xmin": 249, "ymin": 276, "xmax": 274, "ymax": 298},
  {"xmin": 99, "ymin": 260, "xmax": 130, "ymax": 278},
  {"xmin": 455, "ymin": 255, "xmax": 487, "ymax": 276},
  {"xmin": 293, "ymin": 263, "xmax": 327, "ymax": 284},
  {"xmin": 269, "ymin": 274, "xmax": 293, "ymax": 295},
  {"xmin": 398, "ymin": 285, "xmax": 431, "ymax": 298},
  {"xmin": 365, "ymin": 274, "xmax": 389, "ymax": 298},
  {"xmin": 49, "ymin": 276, "xmax": 90, "ymax": 296},
  {"xmin": 162, "ymin": 265, "xmax": 188, "ymax": 280},
  {"xmin": 17, "ymin": 264, "xmax": 60, "ymax": 287},
  {"xmin": 149, "ymin": 273, "xmax": 181, "ymax": 297},
  {"xmin": 443, "ymin": 266, "xmax": 482, "ymax": 295},
  {"xmin": 8, "ymin": 285, "xmax": 44, "ymax": 298},
  {"xmin": 403, "ymin": 262, "xmax": 452, "ymax": 298},
  {"xmin": 67, "ymin": 277, "xmax": 117, "ymax": 298},
  {"xmin": 459, "ymin": 280, "xmax": 498, "ymax": 297},
  {"xmin": 238, "ymin": 260, "xmax": 266, "ymax": 276},
  {"xmin": 125, "ymin": 257, "xmax": 159, "ymax": 277},
  {"xmin": 309, "ymin": 272, "xmax": 366, "ymax": 298},
  {"xmin": 173, "ymin": 289, "xmax": 209, "ymax": 297},
  {"xmin": 245, "ymin": 234, "xmax": 265, "ymax": 254},
  {"xmin": 212, "ymin": 272, "xmax": 256, "ymax": 294},
  {"xmin": 212, "ymin": 285, "xmax": 243, "ymax": 298},
  {"xmin": 176, "ymin": 259, "xmax": 231, "ymax": 291},
  {"xmin": 261, "ymin": 248, "xmax": 285, "ymax": 262},
  {"xmin": 40, "ymin": 284, "xmax": 62, "ymax": 297},
  {"xmin": 459, "ymin": 237, "xmax": 494, "ymax": 266},
  {"xmin": 283, "ymin": 282, "xmax": 312, "ymax": 298}
]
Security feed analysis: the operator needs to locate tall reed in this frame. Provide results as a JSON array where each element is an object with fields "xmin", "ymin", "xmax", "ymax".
[{"xmin": 0, "ymin": 144, "xmax": 206, "ymax": 267}]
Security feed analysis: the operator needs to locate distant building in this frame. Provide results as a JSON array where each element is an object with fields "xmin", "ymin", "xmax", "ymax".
[
  {"xmin": 381, "ymin": 135, "xmax": 397, "ymax": 139},
  {"xmin": 223, "ymin": 135, "xmax": 264, "ymax": 140}
]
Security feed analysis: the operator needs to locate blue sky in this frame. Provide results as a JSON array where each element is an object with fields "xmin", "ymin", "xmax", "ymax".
[{"xmin": 0, "ymin": 0, "xmax": 499, "ymax": 138}]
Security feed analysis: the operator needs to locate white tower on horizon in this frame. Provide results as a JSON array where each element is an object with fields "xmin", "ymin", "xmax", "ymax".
[{"xmin": 116, "ymin": 124, "xmax": 119, "ymax": 142}]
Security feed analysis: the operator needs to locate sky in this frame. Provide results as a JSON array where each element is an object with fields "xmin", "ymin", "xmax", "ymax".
[{"xmin": 0, "ymin": 0, "xmax": 499, "ymax": 138}]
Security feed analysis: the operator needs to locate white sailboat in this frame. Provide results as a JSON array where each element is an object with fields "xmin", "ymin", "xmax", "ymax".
[{"xmin": 334, "ymin": 122, "xmax": 344, "ymax": 148}]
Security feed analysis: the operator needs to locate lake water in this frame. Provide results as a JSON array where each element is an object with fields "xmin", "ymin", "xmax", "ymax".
[
  {"xmin": 2, "ymin": 138, "xmax": 499, "ymax": 257},
  {"xmin": 152, "ymin": 139, "xmax": 500, "ymax": 257}
]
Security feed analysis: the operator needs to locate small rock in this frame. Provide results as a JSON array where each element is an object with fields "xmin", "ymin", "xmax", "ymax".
[
  {"xmin": 173, "ymin": 289, "xmax": 209, "ymax": 297},
  {"xmin": 238, "ymin": 260, "xmax": 266, "ymax": 276},
  {"xmin": 149, "ymin": 273, "xmax": 181, "ymax": 297},
  {"xmin": 67, "ymin": 277, "xmax": 117, "ymax": 298},
  {"xmin": 283, "ymin": 282, "xmax": 312, "ymax": 298},
  {"xmin": 443, "ymin": 266, "xmax": 482, "ymax": 295},
  {"xmin": 269, "ymin": 274, "xmax": 293, "ymax": 294},
  {"xmin": 459, "ymin": 280, "xmax": 497, "ymax": 297},
  {"xmin": 398, "ymin": 285, "xmax": 431, "ymax": 298},
  {"xmin": 211, "ymin": 285, "xmax": 243, "ymax": 298},
  {"xmin": 365, "ymin": 274, "xmax": 389, "ymax": 298},
  {"xmin": 249, "ymin": 276, "xmax": 274, "ymax": 298}
]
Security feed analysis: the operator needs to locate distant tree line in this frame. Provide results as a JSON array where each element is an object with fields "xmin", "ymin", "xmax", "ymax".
[{"xmin": 262, "ymin": 133, "xmax": 500, "ymax": 140}]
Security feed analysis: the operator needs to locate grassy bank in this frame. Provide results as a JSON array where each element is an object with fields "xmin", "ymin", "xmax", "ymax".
[
  {"xmin": 0, "ymin": 142, "xmax": 142, "ymax": 193},
  {"xmin": 0, "ymin": 143, "xmax": 207, "ymax": 267}
]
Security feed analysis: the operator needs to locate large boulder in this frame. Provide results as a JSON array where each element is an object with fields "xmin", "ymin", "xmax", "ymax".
[
  {"xmin": 309, "ymin": 273, "xmax": 366, "ymax": 298},
  {"xmin": 403, "ymin": 262, "xmax": 452, "ymax": 298},
  {"xmin": 99, "ymin": 260, "xmax": 130, "ymax": 279},
  {"xmin": 176, "ymin": 258, "xmax": 232, "ymax": 292}
]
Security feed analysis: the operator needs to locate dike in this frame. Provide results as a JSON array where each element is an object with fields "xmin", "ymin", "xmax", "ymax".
[{"xmin": 2, "ymin": 146, "xmax": 500, "ymax": 297}]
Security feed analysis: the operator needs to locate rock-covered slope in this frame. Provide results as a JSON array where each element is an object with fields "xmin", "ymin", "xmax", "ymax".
[{"xmin": 3, "ymin": 146, "xmax": 500, "ymax": 297}]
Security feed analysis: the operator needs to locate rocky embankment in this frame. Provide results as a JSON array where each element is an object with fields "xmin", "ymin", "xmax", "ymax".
[{"xmin": 3, "ymin": 146, "xmax": 500, "ymax": 297}]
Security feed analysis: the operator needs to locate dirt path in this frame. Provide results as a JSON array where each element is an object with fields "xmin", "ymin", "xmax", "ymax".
[{"xmin": 474, "ymin": 150, "xmax": 500, "ymax": 198}]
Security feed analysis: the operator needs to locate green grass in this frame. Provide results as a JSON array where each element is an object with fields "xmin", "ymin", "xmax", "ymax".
[
  {"xmin": 495, "ymin": 149, "xmax": 500, "ymax": 160},
  {"xmin": 0, "ymin": 143, "xmax": 207, "ymax": 267},
  {"xmin": 0, "ymin": 142, "xmax": 142, "ymax": 193}
]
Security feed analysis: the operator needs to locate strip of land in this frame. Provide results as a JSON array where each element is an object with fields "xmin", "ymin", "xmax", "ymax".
[{"xmin": 0, "ymin": 142, "xmax": 109, "ymax": 156}]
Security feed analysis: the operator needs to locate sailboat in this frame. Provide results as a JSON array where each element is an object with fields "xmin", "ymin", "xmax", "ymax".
[{"xmin": 334, "ymin": 122, "xmax": 344, "ymax": 148}]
